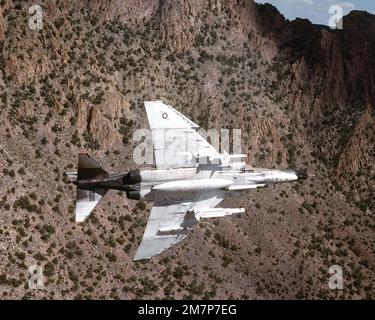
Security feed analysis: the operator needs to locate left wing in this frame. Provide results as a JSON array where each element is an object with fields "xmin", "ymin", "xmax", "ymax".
[
  {"xmin": 144, "ymin": 101, "xmax": 220, "ymax": 169},
  {"xmin": 133, "ymin": 191, "xmax": 224, "ymax": 260}
]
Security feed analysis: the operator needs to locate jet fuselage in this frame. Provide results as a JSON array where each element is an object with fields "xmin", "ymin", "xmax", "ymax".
[{"xmin": 74, "ymin": 160, "xmax": 307, "ymax": 201}]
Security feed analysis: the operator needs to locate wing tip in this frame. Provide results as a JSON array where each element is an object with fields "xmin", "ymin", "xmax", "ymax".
[{"xmin": 133, "ymin": 253, "xmax": 151, "ymax": 261}]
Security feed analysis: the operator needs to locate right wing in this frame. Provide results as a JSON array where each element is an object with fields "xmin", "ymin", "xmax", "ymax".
[
  {"xmin": 133, "ymin": 191, "xmax": 224, "ymax": 260},
  {"xmin": 133, "ymin": 200, "xmax": 192, "ymax": 261},
  {"xmin": 144, "ymin": 101, "xmax": 220, "ymax": 169}
]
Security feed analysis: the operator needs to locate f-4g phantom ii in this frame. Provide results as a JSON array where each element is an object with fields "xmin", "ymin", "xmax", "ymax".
[{"xmin": 68, "ymin": 101, "xmax": 310, "ymax": 260}]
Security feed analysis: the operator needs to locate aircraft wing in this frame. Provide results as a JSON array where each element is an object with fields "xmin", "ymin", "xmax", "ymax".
[
  {"xmin": 134, "ymin": 191, "xmax": 224, "ymax": 260},
  {"xmin": 144, "ymin": 101, "xmax": 220, "ymax": 169}
]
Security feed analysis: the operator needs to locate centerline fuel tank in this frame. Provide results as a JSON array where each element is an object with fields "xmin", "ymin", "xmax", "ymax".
[{"xmin": 152, "ymin": 179, "xmax": 233, "ymax": 192}]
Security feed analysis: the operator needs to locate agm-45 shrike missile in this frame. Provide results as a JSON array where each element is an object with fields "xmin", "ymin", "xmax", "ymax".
[{"xmin": 67, "ymin": 101, "xmax": 312, "ymax": 260}]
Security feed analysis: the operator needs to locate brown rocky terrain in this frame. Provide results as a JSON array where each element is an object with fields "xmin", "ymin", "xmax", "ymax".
[{"xmin": 0, "ymin": 0, "xmax": 374, "ymax": 299}]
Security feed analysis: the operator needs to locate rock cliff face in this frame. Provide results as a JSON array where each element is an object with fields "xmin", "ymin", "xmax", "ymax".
[
  {"xmin": 0, "ymin": 6, "xmax": 6, "ymax": 41},
  {"xmin": 336, "ymin": 106, "xmax": 375, "ymax": 174},
  {"xmin": 0, "ymin": 0, "xmax": 374, "ymax": 299},
  {"xmin": 86, "ymin": 0, "xmax": 159, "ymax": 23},
  {"xmin": 276, "ymin": 11, "xmax": 375, "ymax": 196}
]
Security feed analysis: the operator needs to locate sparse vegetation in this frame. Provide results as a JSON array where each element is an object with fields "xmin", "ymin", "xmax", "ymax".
[{"xmin": 0, "ymin": 1, "xmax": 373, "ymax": 300}]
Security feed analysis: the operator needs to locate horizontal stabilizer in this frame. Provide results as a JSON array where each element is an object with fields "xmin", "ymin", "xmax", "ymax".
[
  {"xmin": 75, "ymin": 188, "xmax": 107, "ymax": 222},
  {"xmin": 75, "ymin": 153, "xmax": 109, "ymax": 222},
  {"xmin": 78, "ymin": 153, "xmax": 108, "ymax": 180}
]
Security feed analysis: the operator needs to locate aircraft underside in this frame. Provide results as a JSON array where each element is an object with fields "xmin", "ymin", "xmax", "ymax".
[{"xmin": 68, "ymin": 101, "xmax": 309, "ymax": 260}]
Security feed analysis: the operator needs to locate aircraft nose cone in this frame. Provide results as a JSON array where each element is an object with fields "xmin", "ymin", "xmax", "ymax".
[{"xmin": 296, "ymin": 170, "xmax": 308, "ymax": 180}]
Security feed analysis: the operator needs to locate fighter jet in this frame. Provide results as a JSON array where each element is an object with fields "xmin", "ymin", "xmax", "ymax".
[{"xmin": 68, "ymin": 101, "xmax": 310, "ymax": 260}]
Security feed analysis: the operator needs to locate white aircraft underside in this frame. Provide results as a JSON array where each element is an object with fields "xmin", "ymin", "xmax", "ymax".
[{"xmin": 71, "ymin": 101, "xmax": 308, "ymax": 260}]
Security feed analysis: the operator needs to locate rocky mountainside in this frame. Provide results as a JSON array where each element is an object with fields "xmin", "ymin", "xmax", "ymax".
[{"xmin": 0, "ymin": 0, "xmax": 374, "ymax": 299}]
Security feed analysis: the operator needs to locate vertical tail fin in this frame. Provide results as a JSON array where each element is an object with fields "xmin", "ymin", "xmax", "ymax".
[{"xmin": 75, "ymin": 153, "xmax": 108, "ymax": 222}]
